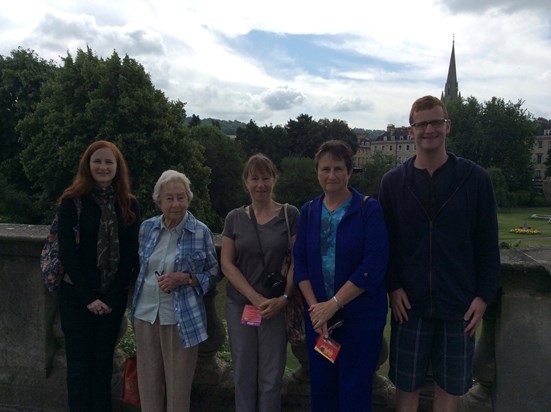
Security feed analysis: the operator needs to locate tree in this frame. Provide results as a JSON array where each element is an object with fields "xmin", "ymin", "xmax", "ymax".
[
  {"xmin": 18, "ymin": 47, "xmax": 213, "ymax": 224},
  {"xmin": 235, "ymin": 120, "xmax": 266, "ymax": 158},
  {"xmin": 189, "ymin": 125, "xmax": 247, "ymax": 232},
  {"xmin": 276, "ymin": 157, "xmax": 319, "ymax": 208},
  {"xmin": 350, "ymin": 152, "xmax": 395, "ymax": 198},
  {"xmin": 286, "ymin": 114, "xmax": 323, "ymax": 158},
  {"xmin": 188, "ymin": 114, "xmax": 201, "ymax": 128},
  {"xmin": 488, "ymin": 167, "xmax": 512, "ymax": 207},
  {"xmin": 317, "ymin": 118, "xmax": 359, "ymax": 154},
  {"xmin": 0, "ymin": 48, "xmax": 56, "ymax": 222},
  {"xmin": 447, "ymin": 96, "xmax": 537, "ymax": 192},
  {"xmin": 258, "ymin": 124, "xmax": 291, "ymax": 168},
  {"xmin": 286, "ymin": 115, "xmax": 358, "ymax": 159}
]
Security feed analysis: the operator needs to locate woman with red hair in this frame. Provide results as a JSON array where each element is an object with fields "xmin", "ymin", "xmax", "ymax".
[{"xmin": 57, "ymin": 140, "xmax": 141, "ymax": 412}]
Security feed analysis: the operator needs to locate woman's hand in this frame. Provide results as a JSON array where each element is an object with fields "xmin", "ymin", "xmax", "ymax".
[
  {"xmin": 157, "ymin": 271, "xmax": 191, "ymax": 293},
  {"xmin": 87, "ymin": 299, "xmax": 112, "ymax": 316},
  {"xmin": 309, "ymin": 300, "xmax": 338, "ymax": 337},
  {"xmin": 258, "ymin": 295, "xmax": 287, "ymax": 320}
]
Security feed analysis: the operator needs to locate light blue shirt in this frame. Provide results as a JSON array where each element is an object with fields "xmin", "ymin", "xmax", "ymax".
[
  {"xmin": 320, "ymin": 197, "xmax": 352, "ymax": 297},
  {"xmin": 130, "ymin": 212, "xmax": 219, "ymax": 348},
  {"xmin": 133, "ymin": 216, "xmax": 187, "ymax": 325}
]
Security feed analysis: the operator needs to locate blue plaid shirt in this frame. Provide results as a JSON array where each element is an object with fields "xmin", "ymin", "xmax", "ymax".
[{"xmin": 130, "ymin": 212, "xmax": 219, "ymax": 347}]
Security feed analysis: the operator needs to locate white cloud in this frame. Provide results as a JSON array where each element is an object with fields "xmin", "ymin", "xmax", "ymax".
[{"xmin": 1, "ymin": 0, "xmax": 549, "ymax": 129}]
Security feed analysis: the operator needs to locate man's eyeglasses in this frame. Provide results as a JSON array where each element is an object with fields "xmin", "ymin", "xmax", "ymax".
[{"xmin": 410, "ymin": 119, "xmax": 449, "ymax": 130}]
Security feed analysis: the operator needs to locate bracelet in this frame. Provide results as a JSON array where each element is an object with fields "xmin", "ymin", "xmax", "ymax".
[
  {"xmin": 283, "ymin": 293, "xmax": 289, "ymax": 300},
  {"xmin": 332, "ymin": 295, "xmax": 344, "ymax": 309}
]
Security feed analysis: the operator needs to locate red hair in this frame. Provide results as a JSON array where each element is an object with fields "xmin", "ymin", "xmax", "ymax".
[{"xmin": 59, "ymin": 140, "xmax": 136, "ymax": 224}]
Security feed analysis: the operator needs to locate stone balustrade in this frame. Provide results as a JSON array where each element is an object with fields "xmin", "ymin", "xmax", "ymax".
[{"xmin": 0, "ymin": 223, "xmax": 550, "ymax": 411}]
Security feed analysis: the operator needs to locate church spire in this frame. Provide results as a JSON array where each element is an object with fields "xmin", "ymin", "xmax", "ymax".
[{"xmin": 441, "ymin": 36, "xmax": 460, "ymax": 103}]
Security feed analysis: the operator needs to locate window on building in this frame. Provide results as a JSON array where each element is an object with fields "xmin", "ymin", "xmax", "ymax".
[
  {"xmin": 537, "ymin": 154, "xmax": 542, "ymax": 164},
  {"xmin": 538, "ymin": 141, "xmax": 543, "ymax": 149},
  {"xmin": 544, "ymin": 129, "xmax": 551, "ymax": 136}
]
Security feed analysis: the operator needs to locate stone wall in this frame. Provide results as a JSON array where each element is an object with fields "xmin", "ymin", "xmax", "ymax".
[{"xmin": 1, "ymin": 223, "xmax": 550, "ymax": 411}]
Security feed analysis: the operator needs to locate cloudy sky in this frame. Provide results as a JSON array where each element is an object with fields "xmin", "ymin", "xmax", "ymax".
[{"xmin": 1, "ymin": 0, "xmax": 550, "ymax": 129}]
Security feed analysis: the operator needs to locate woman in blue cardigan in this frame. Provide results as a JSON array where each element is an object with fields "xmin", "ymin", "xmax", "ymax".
[{"xmin": 293, "ymin": 140, "xmax": 389, "ymax": 412}]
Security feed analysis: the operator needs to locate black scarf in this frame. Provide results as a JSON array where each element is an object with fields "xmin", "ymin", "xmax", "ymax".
[{"xmin": 92, "ymin": 185, "xmax": 120, "ymax": 293}]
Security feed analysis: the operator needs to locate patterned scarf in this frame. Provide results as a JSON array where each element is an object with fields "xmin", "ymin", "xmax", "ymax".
[{"xmin": 92, "ymin": 185, "xmax": 120, "ymax": 293}]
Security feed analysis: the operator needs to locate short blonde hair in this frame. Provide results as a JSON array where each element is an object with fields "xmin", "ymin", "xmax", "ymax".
[{"xmin": 152, "ymin": 170, "xmax": 194, "ymax": 206}]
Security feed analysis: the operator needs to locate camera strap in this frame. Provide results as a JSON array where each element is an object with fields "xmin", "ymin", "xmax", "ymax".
[{"xmin": 248, "ymin": 203, "xmax": 289, "ymax": 274}]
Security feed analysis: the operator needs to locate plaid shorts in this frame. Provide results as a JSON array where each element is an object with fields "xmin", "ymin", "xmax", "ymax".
[{"xmin": 388, "ymin": 315, "xmax": 475, "ymax": 396}]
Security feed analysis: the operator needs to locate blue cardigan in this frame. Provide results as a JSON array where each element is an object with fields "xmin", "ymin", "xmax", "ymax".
[{"xmin": 293, "ymin": 187, "xmax": 389, "ymax": 329}]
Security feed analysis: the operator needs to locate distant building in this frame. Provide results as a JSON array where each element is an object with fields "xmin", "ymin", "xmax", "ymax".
[
  {"xmin": 352, "ymin": 124, "xmax": 416, "ymax": 168},
  {"xmin": 441, "ymin": 39, "xmax": 461, "ymax": 103},
  {"xmin": 532, "ymin": 130, "xmax": 551, "ymax": 186}
]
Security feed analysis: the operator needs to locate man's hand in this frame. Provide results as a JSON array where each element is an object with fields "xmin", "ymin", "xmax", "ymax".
[
  {"xmin": 389, "ymin": 288, "xmax": 411, "ymax": 323},
  {"xmin": 464, "ymin": 297, "xmax": 487, "ymax": 337}
]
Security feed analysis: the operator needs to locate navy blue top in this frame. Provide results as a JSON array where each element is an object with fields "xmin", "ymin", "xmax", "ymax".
[{"xmin": 379, "ymin": 153, "xmax": 500, "ymax": 320}]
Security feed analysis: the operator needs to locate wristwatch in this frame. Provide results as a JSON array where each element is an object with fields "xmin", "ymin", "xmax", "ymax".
[{"xmin": 188, "ymin": 274, "xmax": 193, "ymax": 285}]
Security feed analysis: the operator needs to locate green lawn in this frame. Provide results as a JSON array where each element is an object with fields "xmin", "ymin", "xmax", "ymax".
[{"xmin": 497, "ymin": 207, "xmax": 551, "ymax": 248}]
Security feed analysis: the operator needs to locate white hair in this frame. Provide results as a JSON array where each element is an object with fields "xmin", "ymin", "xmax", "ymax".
[{"xmin": 152, "ymin": 170, "xmax": 194, "ymax": 206}]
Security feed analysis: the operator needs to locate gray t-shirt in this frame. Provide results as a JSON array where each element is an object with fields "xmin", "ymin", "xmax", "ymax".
[{"xmin": 222, "ymin": 204, "xmax": 299, "ymax": 304}]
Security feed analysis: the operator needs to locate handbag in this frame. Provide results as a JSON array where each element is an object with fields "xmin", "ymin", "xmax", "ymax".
[
  {"xmin": 120, "ymin": 355, "xmax": 140, "ymax": 406},
  {"xmin": 280, "ymin": 204, "xmax": 306, "ymax": 345},
  {"xmin": 280, "ymin": 203, "xmax": 292, "ymax": 280}
]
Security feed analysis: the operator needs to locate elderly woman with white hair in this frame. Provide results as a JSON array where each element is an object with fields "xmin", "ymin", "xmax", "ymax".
[{"xmin": 130, "ymin": 169, "xmax": 219, "ymax": 412}]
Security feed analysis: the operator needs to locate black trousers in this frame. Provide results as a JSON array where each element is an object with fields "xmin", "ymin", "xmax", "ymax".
[{"xmin": 59, "ymin": 282, "xmax": 127, "ymax": 412}]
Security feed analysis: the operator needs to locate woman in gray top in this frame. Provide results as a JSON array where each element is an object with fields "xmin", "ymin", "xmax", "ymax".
[{"xmin": 221, "ymin": 154, "xmax": 299, "ymax": 412}]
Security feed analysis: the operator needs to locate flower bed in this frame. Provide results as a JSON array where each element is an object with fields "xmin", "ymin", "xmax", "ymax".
[{"xmin": 509, "ymin": 227, "xmax": 541, "ymax": 235}]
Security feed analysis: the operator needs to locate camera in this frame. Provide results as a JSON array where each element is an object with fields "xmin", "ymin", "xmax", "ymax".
[{"xmin": 262, "ymin": 272, "xmax": 286, "ymax": 297}]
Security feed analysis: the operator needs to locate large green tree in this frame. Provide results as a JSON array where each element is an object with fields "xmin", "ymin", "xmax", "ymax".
[
  {"xmin": 286, "ymin": 115, "xmax": 358, "ymax": 158},
  {"xmin": 0, "ymin": 48, "xmax": 56, "ymax": 222},
  {"xmin": 189, "ymin": 124, "xmax": 247, "ymax": 232},
  {"xmin": 235, "ymin": 121, "xmax": 291, "ymax": 168},
  {"xmin": 276, "ymin": 157, "xmax": 319, "ymax": 208},
  {"xmin": 447, "ymin": 96, "xmax": 537, "ymax": 192},
  {"xmin": 18, "ymin": 47, "xmax": 213, "ymax": 223},
  {"xmin": 350, "ymin": 152, "xmax": 395, "ymax": 198}
]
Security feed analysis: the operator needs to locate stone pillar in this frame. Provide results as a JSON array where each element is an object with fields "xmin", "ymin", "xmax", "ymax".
[
  {"xmin": 493, "ymin": 248, "xmax": 551, "ymax": 412},
  {"xmin": 372, "ymin": 336, "xmax": 394, "ymax": 409},
  {"xmin": 0, "ymin": 224, "xmax": 68, "ymax": 411},
  {"xmin": 194, "ymin": 286, "xmax": 228, "ymax": 385},
  {"xmin": 462, "ymin": 297, "xmax": 499, "ymax": 412}
]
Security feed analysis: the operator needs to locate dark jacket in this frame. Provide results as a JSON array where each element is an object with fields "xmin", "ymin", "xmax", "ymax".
[
  {"xmin": 379, "ymin": 153, "xmax": 500, "ymax": 320},
  {"xmin": 58, "ymin": 194, "xmax": 141, "ymax": 307}
]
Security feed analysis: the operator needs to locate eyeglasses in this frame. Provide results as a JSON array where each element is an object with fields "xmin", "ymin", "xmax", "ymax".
[{"xmin": 410, "ymin": 119, "xmax": 449, "ymax": 130}]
